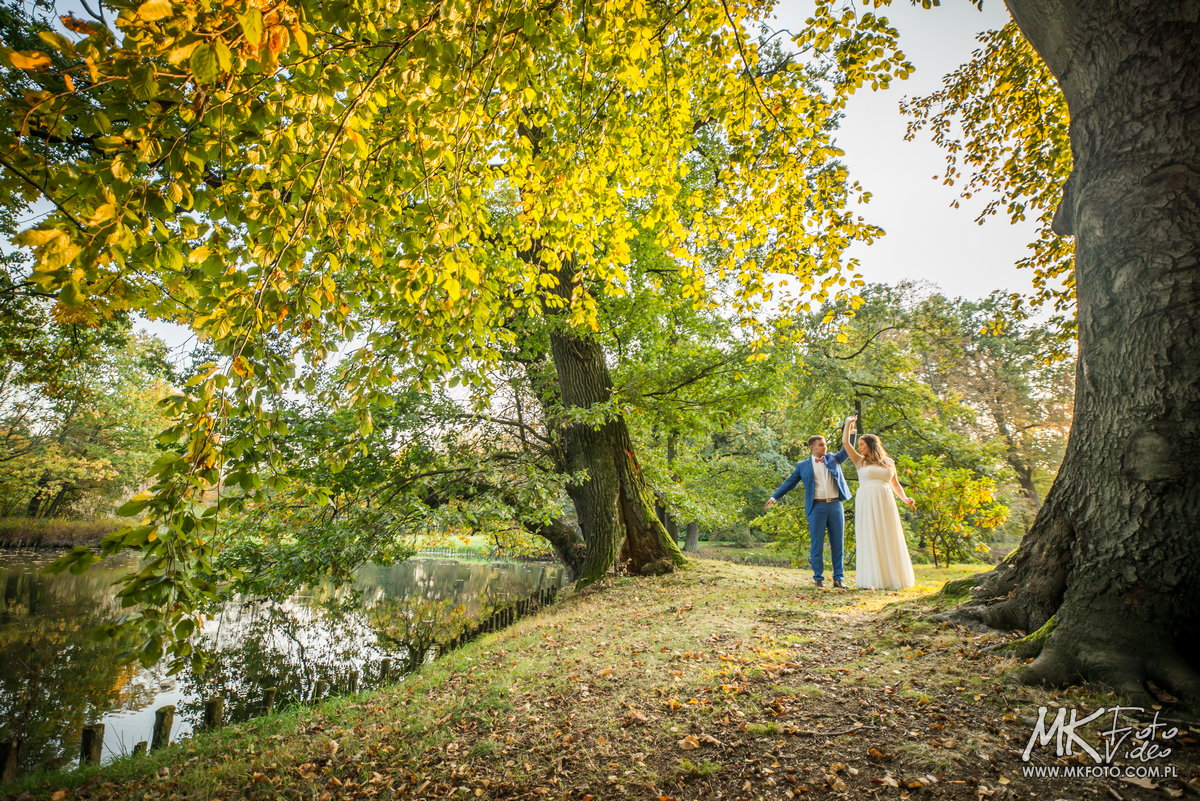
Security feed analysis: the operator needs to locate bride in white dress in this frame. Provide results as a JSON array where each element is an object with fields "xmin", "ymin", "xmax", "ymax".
[{"xmin": 842, "ymin": 415, "xmax": 916, "ymax": 590}]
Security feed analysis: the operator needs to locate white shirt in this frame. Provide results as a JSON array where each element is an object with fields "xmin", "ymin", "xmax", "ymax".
[{"xmin": 812, "ymin": 456, "xmax": 836, "ymax": 499}]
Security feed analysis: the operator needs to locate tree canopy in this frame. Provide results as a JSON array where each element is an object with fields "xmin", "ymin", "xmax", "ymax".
[{"xmin": 2, "ymin": 0, "xmax": 916, "ymax": 664}]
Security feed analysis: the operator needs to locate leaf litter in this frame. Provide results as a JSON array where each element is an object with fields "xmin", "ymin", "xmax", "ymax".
[{"xmin": 7, "ymin": 561, "xmax": 1198, "ymax": 801}]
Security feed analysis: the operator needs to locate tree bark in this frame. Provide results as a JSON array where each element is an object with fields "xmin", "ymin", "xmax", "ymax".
[
  {"xmin": 664, "ymin": 431, "xmax": 680, "ymax": 542},
  {"xmin": 949, "ymin": 0, "xmax": 1200, "ymax": 703},
  {"xmin": 685, "ymin": 521, "xmax": 700, "ymax": 553},
  {"xmin": 534, "ymin": 516, "xmax": 587, "ymax": 579},
  {"xmin": 549, "ymin": 328, "xmax": 686, "ymax": 583}
]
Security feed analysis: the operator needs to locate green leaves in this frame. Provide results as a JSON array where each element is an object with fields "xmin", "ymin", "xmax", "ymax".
[
  {"xmin": 898, "ymin": 454, "xmax": 1008, "ymax": 566},
  {"xmin": 16, "ymin": 227, "xmax": 80, "ymax": 271},
  {"xmin": 238, "ymin": 9, "xmax": 264, "ymax": 47},
  {"xmin": 2, "ymin": 0, "xmax": 912, "ymax": 670},
  {"xmin": 902, "ymin": 22, "xmax": 1074, "ymax": 337},
  {"xmin": 189, "ymin": 43, "xmax": 220, "ymax": 84}
]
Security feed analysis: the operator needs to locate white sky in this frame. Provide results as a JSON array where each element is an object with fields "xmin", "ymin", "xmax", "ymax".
[{"xmin": 780, "ymin": 0, "xmax": 1038, "ymax": 299}]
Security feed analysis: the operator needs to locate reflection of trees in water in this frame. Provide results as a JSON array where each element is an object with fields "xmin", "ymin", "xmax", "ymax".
[
  {"xmin": 0, "ymin": 555, "xmax": 564, "ymax": 774},
  {"xmin": 175, "ymin": 560, "xmax": 562, "ymax": 723},
  {"xmin": 364, "ymin": 560, "xmax": 563, "ymax": 671},
  {"xmin": 177, "ymin": 596, "xmax": 391, "ymax": 726},
  {"xmin": 0, "ymin": 556, "xmax": 141, "ymax": 772},
  {"xmin": 356, "ymin": 558, "xmax": 558, "ymax": 614}
]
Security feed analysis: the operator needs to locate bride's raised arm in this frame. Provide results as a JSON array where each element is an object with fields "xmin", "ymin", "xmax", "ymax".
[{"xmin": 842, "ymin": 415, "xmax": 864, "ymax": 467}]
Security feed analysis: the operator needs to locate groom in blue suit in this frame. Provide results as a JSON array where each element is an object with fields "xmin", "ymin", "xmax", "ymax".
[{"xmin": 764, "ymin": 433, "xmax": 853, "ymax": 589}]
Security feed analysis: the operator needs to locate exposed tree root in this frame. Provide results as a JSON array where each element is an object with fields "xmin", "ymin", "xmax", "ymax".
[{"xmin": 988, "ymin": 614, "xmax": 1055, "ymax": 658}]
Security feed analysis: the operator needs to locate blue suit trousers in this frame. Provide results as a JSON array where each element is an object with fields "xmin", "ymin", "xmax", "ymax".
[{"xmin": 807, "ymin": 501, "xmax": 844, "ymax": 582}]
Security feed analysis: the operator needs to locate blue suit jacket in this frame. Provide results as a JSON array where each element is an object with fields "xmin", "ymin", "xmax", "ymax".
[{"xmin": 771, "ymin": 449, "xmax": 853, "ymax": 516}]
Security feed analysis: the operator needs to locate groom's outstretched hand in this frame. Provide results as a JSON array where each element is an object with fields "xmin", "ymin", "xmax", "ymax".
[{"xmin": 764, "ymin": 498, "xmax": 776, "ymax": 509}]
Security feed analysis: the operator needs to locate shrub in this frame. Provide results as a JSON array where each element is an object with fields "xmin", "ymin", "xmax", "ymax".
[{"xmin": 896, "ymin": 455, "xmax": 1008, "ymax": 566}]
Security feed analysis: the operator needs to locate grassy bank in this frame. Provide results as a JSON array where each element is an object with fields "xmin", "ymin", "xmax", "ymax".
[
  {"xmin": 0, "ymin": 518, "xmax": 123, "ymax": 548},
  {"xmin": 693, "ymin": 542, "xmax": 795, "ymax": 566},
  {"xmin": 4, "ymin": 559, "xmax": 1196, "ymax": 800}
]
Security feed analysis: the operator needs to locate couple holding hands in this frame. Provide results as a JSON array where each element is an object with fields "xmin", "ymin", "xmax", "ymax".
[{"xmin": 764, "ymin": 415, "xmax": 916, "ymax": 590}]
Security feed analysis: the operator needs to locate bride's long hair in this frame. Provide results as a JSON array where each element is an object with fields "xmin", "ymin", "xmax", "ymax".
[{"xmin": 858, "ymin": 433, "xmax": 893, "ymax": 467}]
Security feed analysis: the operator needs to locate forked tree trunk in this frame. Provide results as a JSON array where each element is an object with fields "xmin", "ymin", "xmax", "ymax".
[
  {"xmin": 549, "ymin": 328, "xmax": 686, "ymax": 584},
  {"xmin": 947, "ymin": 0, "xmax": 1200, "ymax": 703}
]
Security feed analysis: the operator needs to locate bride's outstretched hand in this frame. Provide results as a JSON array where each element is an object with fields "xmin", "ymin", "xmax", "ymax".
[{"xmin": 904, "ymin": 496, "xmax": 916, "ymax": 510}]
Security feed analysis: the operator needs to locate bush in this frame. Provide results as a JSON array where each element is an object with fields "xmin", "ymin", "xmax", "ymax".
[{"xmin": 896, "ymin": 455, "xmax": 1008, "ymax": 566}]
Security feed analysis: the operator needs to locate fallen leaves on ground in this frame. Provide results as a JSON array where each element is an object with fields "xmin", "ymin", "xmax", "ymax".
[{"xmin": 10, "ymin": 561, "xmax": 1199, "ymax": 801}]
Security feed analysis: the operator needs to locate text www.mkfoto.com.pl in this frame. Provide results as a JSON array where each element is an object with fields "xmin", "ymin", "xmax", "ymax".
[{"xmin": 1022, "ymin": 765, "xmax": 1179, "ymax": 779}]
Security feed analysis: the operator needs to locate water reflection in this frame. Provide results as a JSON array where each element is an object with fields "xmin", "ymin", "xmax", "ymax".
[{"xmin": 0, "ymin": 550, "xmax": 564, "ymax": 776}]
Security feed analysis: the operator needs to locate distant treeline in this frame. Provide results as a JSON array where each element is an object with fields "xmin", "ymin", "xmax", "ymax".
[{"xmin": 0, "ymin": 517, "xmax": 123, "ymax": 548}]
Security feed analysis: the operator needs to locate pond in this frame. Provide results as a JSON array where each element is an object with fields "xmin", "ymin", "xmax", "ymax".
[{"xmin": 0, "ymin": 549, "xmax": 566, "ymax": 777}]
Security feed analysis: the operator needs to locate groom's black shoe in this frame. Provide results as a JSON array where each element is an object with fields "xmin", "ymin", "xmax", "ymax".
[
  {"xmin": 832, "ymin": 580, "xmax": 846, "ymax": 589},
  {"xmin": 813, "ymin": 579, "xmax": 825, "ymax": 589}
]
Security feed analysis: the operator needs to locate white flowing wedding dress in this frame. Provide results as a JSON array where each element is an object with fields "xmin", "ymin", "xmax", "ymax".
[{"xmin": 854, "ymin": 463, "xmax": 916, "ymax": 590}]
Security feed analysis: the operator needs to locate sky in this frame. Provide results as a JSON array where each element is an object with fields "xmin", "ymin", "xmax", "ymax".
[{"xmin": 780, "ymin": 0, "xmax": 1039, "ymax": 300}]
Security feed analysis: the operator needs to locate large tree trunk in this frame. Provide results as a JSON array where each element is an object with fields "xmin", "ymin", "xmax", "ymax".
[
  {"xmin": 549, "ymin": 328, "xmax": 686, "ymax": 584},
  {"xmin": 948, "ymin": 0, "xmax": 1200, "ymax": 703}
]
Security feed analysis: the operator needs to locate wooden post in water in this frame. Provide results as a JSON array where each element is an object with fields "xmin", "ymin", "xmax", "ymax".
[
  {"xmin": 1, "ymin": 739, "xmax": 20, "ymax": 784},
  {"xmin": 151, "ymin": 705, "xmax": 175, "ymax": 751},
  {"xmin": 203, "ymin": 697, "xmax": 225, "ymax": 729},
  {"xmin": 132, "ymin": 742, "xmax": 147, "ymax": 757},
  {"xmin": 313, "ymin": 679, "xmax": 329, "ymax": 702},
  {"xmin": 80, "ymin": 724, "xmax": 104, "ymax": 766},
  {"xmin": 262, "ymin": 688, "xmax": 277, "ymax": 715},
  {"xmin": 347, "ymin": 669, "xmax": 360, "ymax": 694}
]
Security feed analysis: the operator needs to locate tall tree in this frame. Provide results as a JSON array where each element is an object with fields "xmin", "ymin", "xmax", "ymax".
[
  {"xmin": 4, "ymin": 0, "xmax": 912, "ymax": 660},
  {"xmin": 1, "ymin": 318, "xmax": 172, "ymax": 519},
  {"xmin": 911, "ymin": 292, "xmax": 1073, "ymax": 514},
  {"xmin": 910, "ymin": 0, "xmax": 1200, "ymax": 703}
]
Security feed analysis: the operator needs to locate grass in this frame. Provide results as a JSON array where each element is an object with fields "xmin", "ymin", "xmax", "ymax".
[
  {"xmin": 0, "ymin": 517, "xmax": 124, "ymax": 548},
  {"xmin": 410, "ymin": 533, "xmax": 557, "ymax": 561},
  {"xmin": 3, "ymin": 560, "xmax": 1194, "ymax": 800},
  {"xmin": 693, "ymin": 541, "xmax": 794, "ymax": 565}
]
